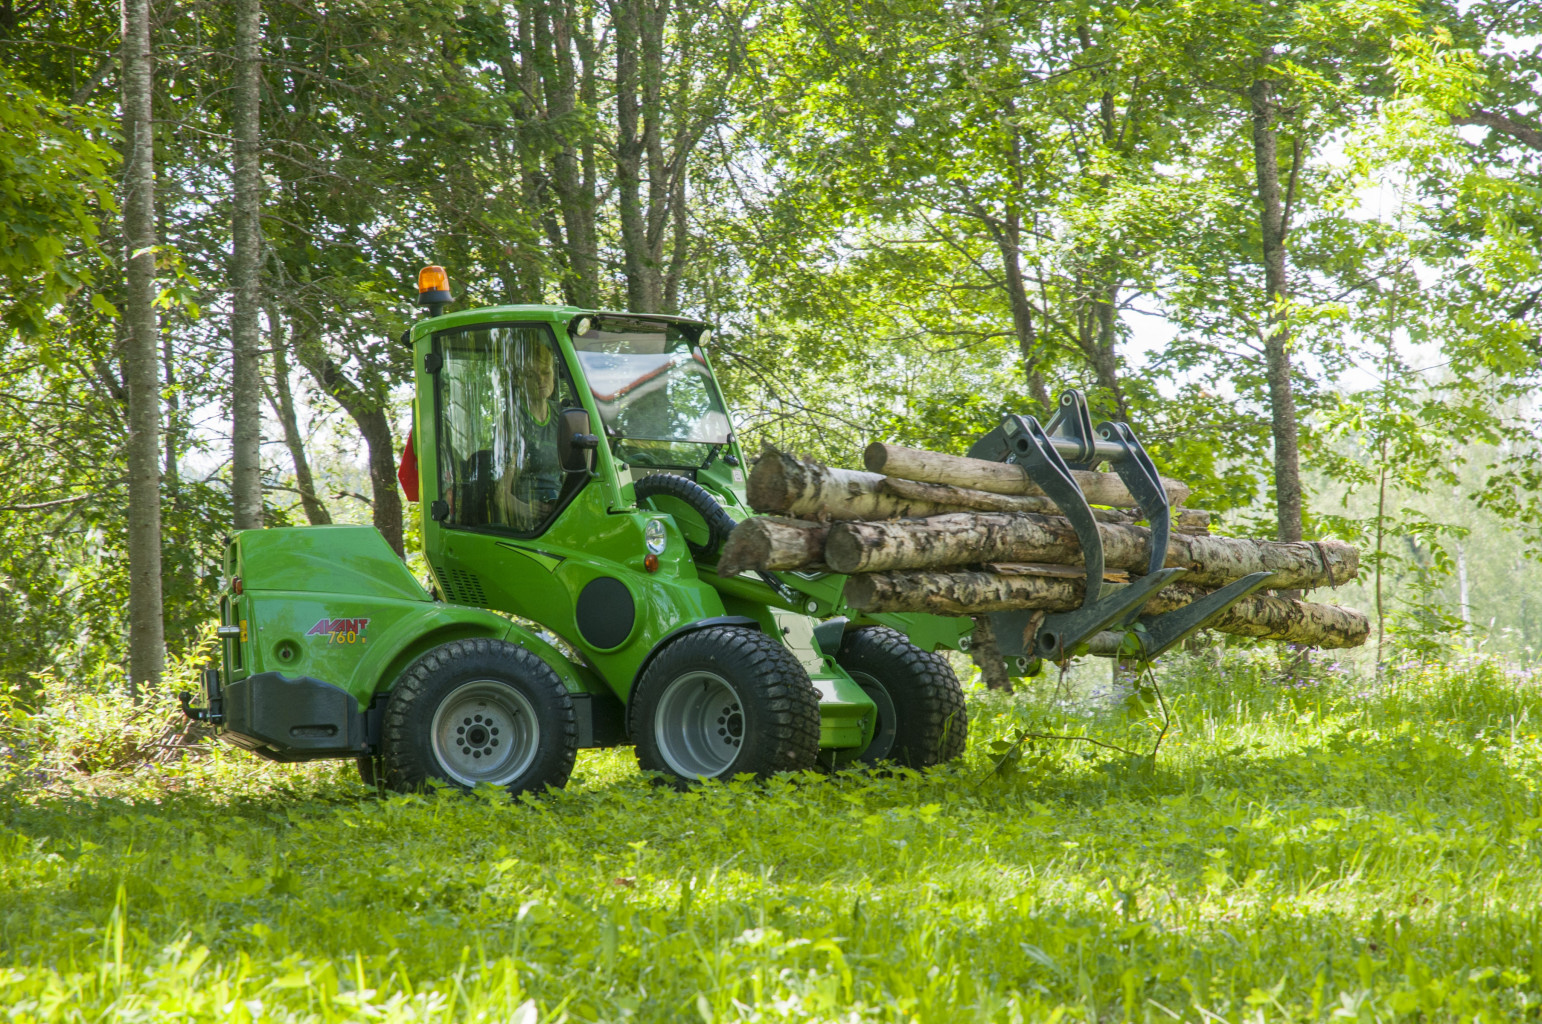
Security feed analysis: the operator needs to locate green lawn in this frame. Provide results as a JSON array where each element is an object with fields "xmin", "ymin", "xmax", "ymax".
[{"xmin": 1, "ymin": 652, "xmax": 1539, "ymax": 1022}]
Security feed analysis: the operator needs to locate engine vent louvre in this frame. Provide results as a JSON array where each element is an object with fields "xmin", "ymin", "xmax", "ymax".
[{"xmin": 435, "ymin": 565, "xmax": 489, "ymax": 607}]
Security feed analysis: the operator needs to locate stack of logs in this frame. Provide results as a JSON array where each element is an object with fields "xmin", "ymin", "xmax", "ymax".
[{"xmin": 719, "ymin": 444, "xmax": 1370, "ymax": 650}]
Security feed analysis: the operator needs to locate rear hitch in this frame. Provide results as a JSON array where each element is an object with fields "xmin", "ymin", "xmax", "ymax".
[{"xmin": 178, "ymin": 666, "xmax": 224, "ymax": 724}]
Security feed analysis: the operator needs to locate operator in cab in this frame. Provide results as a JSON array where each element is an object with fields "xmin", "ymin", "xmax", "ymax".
[{"xmin": 493, "ymin": 339, "xmax": 563, "ymax": 529}]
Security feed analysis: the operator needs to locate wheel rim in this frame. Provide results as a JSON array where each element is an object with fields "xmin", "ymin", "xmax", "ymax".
[
  {"xmin": 430, "ymin": 680, "xmax": 541, "ymax": 787},
  {"xmin": 852, "ymin": 671, "xmax": 897, "ymax": 761},
  {"xmin": 654, "ymin": 671, "xmax": 745, "ymax": 778}
]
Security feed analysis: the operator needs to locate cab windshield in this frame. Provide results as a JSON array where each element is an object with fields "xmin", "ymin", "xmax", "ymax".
[{"xmin": 570, "ymin": 317, "xmax": 731, "ymax": 467}]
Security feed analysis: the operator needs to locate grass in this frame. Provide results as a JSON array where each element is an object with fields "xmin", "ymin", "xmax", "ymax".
[{"xmin": 1, "ymin": 649, "xmax": 1540, "ymax": 1022}]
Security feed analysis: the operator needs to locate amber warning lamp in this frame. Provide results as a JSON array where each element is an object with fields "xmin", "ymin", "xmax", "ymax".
[{"xmin": 418, "ymin": 265, "xmax": 451, "ymax": 317}]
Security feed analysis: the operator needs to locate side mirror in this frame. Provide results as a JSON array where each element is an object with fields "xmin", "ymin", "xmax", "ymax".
[{"xmin": 557, "ymin": 408, "xmax": 599, "ymax": 473}]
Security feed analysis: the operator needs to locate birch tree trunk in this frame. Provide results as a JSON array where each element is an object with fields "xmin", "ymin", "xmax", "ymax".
[
  {"xmin": 121, "ymin": 0, "xmax": 164, "ymax": 701},
  {"xmin": 230, "ymin": 0, "xmax": 264, "ymax": 531}
]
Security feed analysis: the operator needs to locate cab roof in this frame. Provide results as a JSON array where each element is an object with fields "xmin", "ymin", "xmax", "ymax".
[{"xmin": 407, "ymin": 304, "xmax": 710, "ymax": 343}]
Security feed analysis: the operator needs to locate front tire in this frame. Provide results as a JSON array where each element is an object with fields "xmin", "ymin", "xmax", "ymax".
[
  {"xmin": 838, "ymin": 626, "xmax": 967, "ymax": 768},
  {"xmin": 631, "ymin": 626, "xmax": 820, "ymax": 784},
  {"xmin": 382, "ymin": 638, "xmax": 577, "ymax": 795}
]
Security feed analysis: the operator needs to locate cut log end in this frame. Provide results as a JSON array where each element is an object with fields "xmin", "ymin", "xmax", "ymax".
[
  {"xmin": 746, "ymin": 444, "xmax": 794, "ymax": 513},
  {"xmin": 719, "ymin": 516, "xmax": 829, "ymax": 576}
]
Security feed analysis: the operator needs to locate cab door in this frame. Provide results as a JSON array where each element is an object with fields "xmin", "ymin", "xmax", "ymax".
[{"xmin": 425, "ymin": 321, "xmax": 586, "ymax": 623}]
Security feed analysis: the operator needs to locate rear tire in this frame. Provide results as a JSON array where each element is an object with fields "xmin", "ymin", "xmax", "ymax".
[
  {"xmin": 382, "ymin": 638, "xmax": 577, "ymax": 795},
  {"xmin": 838, "ymin": 626, "xmax": 967, "ymax": 768},
  {"xmin": 631, "ymin": 626, "xmax": 819, "ymax": 784}
]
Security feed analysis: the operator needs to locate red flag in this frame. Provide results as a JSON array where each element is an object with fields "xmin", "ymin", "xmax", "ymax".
[{"xmin": 397, "ymin": 432, "xmax": 419, "ymax": 502}]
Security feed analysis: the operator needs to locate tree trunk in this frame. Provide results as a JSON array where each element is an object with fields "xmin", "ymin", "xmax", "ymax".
[
  {"xmin": 297, "ymin": 346, "xmax": 402, "ymax": 556},
  {"xmin": 969, "ymin": 615, "xmax": 1014, "ymax": 693},
  {"xmin": 161, "ymin": 328, "xmax": 178, "ymax": 494},
  {"xmin": 1089, "ymin": 283, "xmax": 1131, "ymax": 422},
  {"xmin": 265, "ymin": 315, "xmax": 330, "ymax": 525},
  {"xmin": 541, "ymin": 1, "xmax": 599, "ymax": 307},
  {"xmin": 717, "ymin": 516, "xmax": 829, "ymax": 576},
  {"xmin": 121, "ymin": 0, "xmax": 164, "ymax": 701},
  {"xmin": 822, "ymin": 511, "xmax": 1357, "ymax": 589},
  {"xmin": 864, "ymin": 443, "xmax": 1192, "ymax": 507},
  {"xmin": 997, "ymin": 203, "xmax": 1053, "ymax": 410},
  {"xmin": 614, "ymin": 0, "xmax": 650, "ymax": 310},
  {"xmin": 357, "ymin": 405, "xmax": 404, "ymax": 556},
  {"xmin": 230, "ymin": 0, "xmax": 264, "ymax": 531},
  {"xmin": 1249, "ymin": 66, "xmax": 1304, "ymax": 545},
  {"xmin": 844, "ymin": 571, "xmax": 1369, "ymax": 648}
]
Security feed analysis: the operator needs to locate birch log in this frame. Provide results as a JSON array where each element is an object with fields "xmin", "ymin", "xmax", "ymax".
[
  {"xmin": 749, "ymin": 447, "xmax": 1139, "ymax": 521},
  {"xmin": 747, "ymin": 447, "xmax": 957, "ymax": 520},
  {"xmin": 881, "ymin": 477, "xmax": 1135, "ymax": 523},
  {"xmin": 866, "ymin": 443, "xmax": 1193, "ymax": 507},
  {"xmin": 822, "ymin": 511, "xmax": 1357, "ymax": 590},
  {"xmin": 718, "ymin": 517, "xmax": 830, "ymax": 576},
  {"xmin": 842, "ymin": 572, "xmax": 1369, "ymax": 648}
]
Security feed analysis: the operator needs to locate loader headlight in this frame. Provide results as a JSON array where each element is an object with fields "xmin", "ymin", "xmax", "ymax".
[{"xmin": 644, "ymin": 519, "xmax": 668, "ymax": 555}]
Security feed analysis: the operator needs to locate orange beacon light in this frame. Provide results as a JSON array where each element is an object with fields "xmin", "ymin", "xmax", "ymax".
[{"xmin": 418, "ymin": 265, "xmax": 451, "ymax": 316}]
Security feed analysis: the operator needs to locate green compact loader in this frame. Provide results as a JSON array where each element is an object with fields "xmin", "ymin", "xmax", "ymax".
[{"xmin": 183, "ymin": 268, "xmax": 978, "ymax": 792}]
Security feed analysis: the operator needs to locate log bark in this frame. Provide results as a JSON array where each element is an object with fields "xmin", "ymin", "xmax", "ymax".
[
  {"xmin": 748, "ymin": 447, "xmax": 1138, "ymax": 522},
  {"xmin": 845, "ymin": 570, "xmax": 1081, "ymax": 615},
  {"xmin": 747, "ymin": 447, "xmax": 959, "ymax": 520},
  {"xmin": 1146, "ymin": 587, "xmax": 1368, "ymax": 648},
  {"xmin": 822, "ymin": 511, "xmax": 1357, "ymax": 590},
  {"xmin": 881, "ymin": 476, "xmax": 1135, "ymax": 523},
  {"xmin": 1173, "ymin": 509, "xmax": 1213, "ymax": 536},
  {"xmin": 866, "ymin": 443, "xmax": 1192, "ymax": 508},
  {"xmin": 718, "ymin": 517, "xmax": 830, "ymax": 576},
  {"xmin": 843, "ymin": 572, "xmax": 1368, "ymax": 648}
]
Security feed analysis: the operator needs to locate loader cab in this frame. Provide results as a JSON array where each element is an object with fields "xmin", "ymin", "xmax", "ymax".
[{"xmin": 405, "ymin": 295, "xmax": 757, "ymax": 705}]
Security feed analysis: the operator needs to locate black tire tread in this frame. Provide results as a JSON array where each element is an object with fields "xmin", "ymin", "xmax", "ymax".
[
  {"xmin": 840, "ymin": 626, "xmax": 967, "ymax": 767},
  {"xmin": 630, "ymin": 625, "xmax": 820, "ymax": 782},
  {"xmin": 382, "ymin": 637, "xmax": 577, "ymax": 795}
]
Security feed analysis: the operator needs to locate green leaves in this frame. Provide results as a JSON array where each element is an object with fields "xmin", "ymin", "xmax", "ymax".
[{"xmin": 0, "ymin": 70, "xmax": 117, "ymax": 337}]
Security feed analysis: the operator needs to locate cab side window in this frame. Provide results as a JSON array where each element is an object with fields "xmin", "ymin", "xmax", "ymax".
[{"xmin": 435, "ymin": 324, "xmax": 579, "ymax": 534}]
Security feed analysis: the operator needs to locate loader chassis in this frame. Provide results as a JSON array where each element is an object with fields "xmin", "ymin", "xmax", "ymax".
[
  {"xmin": 196, "ymin": 303, "xmax": 973, "ymax": 790},
  {"xmin": 195, "ymin": 297, "xmax": 1264, "ymax": 792}
]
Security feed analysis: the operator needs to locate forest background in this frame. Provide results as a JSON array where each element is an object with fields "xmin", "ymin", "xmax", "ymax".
[{"xmin": 1, "ymin": 0, "xmax": 1540, "ymax": 694}]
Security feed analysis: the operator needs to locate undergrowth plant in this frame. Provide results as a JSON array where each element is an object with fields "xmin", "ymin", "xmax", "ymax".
[{"xmin": 1, "ymin": 649, "xmax": 1540, "ymax": 1022}]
